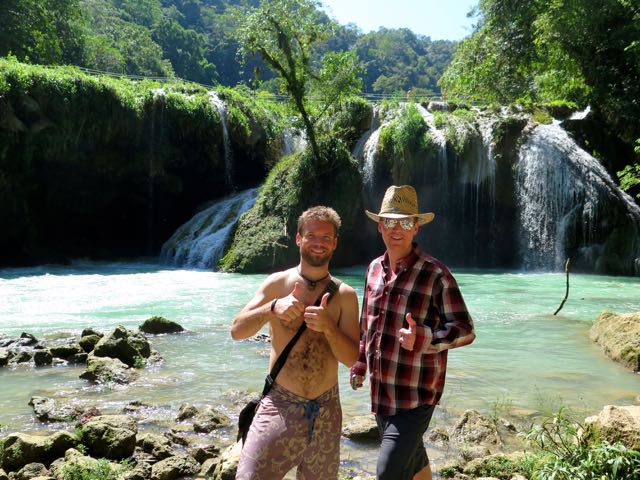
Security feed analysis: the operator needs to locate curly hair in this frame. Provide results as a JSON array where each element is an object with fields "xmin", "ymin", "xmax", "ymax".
[{"xmin": 297, "ymin": 206, "xmax": 341, "ymax": 236}]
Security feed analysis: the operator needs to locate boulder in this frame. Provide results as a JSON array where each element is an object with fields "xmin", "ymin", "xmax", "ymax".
[
  {"xmin": 462, "ymin": 452, "xmax": 525, "ymax": 479},
  {"xmin": 590, "ymin": 311, "xmax": 640, "ymax": 371},
  {"xmin": 0, "ymin": 468, "xmax": 7, "ymax": 480},
  {"xmin": 49, "ymin": 344, "xmax": 84, "ymax": 361},
  {"xmin": 120, "ymin": 461, "xmax": 152, "ymax": 480},
  {"xmin": 48, "ymin": 448, "xmax": 127, "ymax": 479},
  {"xmin": 78, "ymin": 334, "xmax": 101, "ymax": 353},
  {"xmin": 209, "ymin": 442, "xmax": 242, "ymax": 480},
  {"xmin": 19, "ymin": 333, "xmax": 38, "ymax": 346},
  {"xmin": 137, "ymin": 433, "xmax": 175, "ymax": 461},
  {"xmin": 32, "ymin": 350, "xmax": 52, "ymax": 367},
  {"xmin": 187, "ymin": 444, "xmax": 220, "ymax": 464},
  {"xmin": 14, "ymin": 462, "xmax": 48, "ymax": 480},
  {"xmin": 28, "ymin": 397, "xmax": 82, "ymax": 423},
  {"xmin": 342, "ymin": 415, "xmax": 379, "ymax": 442},
  {"xmin": 585, "ymin": 405, "xmax": 640, "ymax": 449},
  {"xmin": 192, "ymin": 407, "xmax": 231, "ymax": 433},
  {"xmin": 79, "ymin": 353, "xmax": 139, "ymax": 385},
  {"xmin": 150, "ymin": 454, "xmax": 199, "ymax": 480},
  {"xmin": 0, "ymin": 348, "xmax": 10, "ymax": 367},
  {"xmin": 92, "ymin": 325, "xmax": 151, "ymax": 367},
  {"xmin": 175, "ymin": 403, "xmax": 198, "ymax": 422},
  {"xmin": 80, "ymin": 415, "xmax": 138, "ymax": 460},
  {"xmin": 139, "ymin": 317, "xmax": 184, "ymax": 334},
  {"xmin": 0, "ymin": 431, "xmax": 79, "ymax": 471},
  {"xmin": 451, "ymin": 410, "xmax": 501, "ymax": 447}
]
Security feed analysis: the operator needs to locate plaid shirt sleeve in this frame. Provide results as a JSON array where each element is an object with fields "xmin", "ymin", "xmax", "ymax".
[{"xmin": 413, "ymin": 264, "xmax": 476, "ymax": 354}]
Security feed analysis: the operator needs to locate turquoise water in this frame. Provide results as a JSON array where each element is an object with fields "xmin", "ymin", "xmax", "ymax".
[{"xmin": 1, "ymin": 262, "xmax": 639, "ymax": 473}]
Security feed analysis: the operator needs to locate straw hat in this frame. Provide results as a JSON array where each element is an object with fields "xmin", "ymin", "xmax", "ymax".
[{"xmin": 365, "ymin": 185, "xmax": 435, "ymax": 226}]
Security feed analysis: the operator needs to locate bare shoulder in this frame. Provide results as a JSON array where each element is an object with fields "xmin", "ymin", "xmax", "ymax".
[
  {"xmin": 336, "ymin": 280, "xmax": 356, "ymax": 296},
  {"xmin": 261, "ymin": 268, "xmax": 297, "ymax": 296},
  {"xmin": 260, "ymin": 270, "xmax": 290, "ymax": 297},
  {"xmin": 335, "ymin": 280, "xmax": 358, "ymax": 306}
]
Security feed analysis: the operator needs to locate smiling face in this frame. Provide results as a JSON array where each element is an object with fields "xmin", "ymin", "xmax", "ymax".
[
  {"xmin": 296, "ymin": 219, "xmax": 338, "ymax": 267},
  {"xmin": 378, "ymin": 216, "xmax": 419, "ymax": 258}
]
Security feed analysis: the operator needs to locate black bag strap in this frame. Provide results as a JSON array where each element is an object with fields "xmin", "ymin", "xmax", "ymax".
[{"xmin": 261, "ymin": 278, "xmax": 341, "ymax": 396}]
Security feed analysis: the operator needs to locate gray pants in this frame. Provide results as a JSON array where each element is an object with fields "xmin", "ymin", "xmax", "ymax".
[{"xmin": 375, "ymin": 404, "xmax": 436, "ymax": 480}]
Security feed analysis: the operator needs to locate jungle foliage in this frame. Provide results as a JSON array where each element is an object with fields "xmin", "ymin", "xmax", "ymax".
[
  {"xmin": 0, "ymin": 0, "xmax": 456, "ymax": 96},
  {"xmin": 439, "ymin": 0, "xmax": 640, "ymax": 195}
]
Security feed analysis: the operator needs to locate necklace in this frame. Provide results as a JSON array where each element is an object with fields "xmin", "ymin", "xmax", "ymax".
[{"xmin": 297, "ymin": 267, "xmax": 329, "ymax": 290}]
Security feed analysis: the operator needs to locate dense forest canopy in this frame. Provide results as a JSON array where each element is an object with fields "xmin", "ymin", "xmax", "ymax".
[
  {"xmin": 0, "ymin": 0, "xmax": 455, "ymax": 95},
  {"xmin": 0, "ymin": 0, "xmax": 638, "ymax": 195},
  {"xmin": 439, "ymin": 0, "xmax": 640, "ymax": 197}
]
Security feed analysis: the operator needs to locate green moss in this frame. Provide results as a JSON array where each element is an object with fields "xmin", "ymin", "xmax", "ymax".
[
  {"xmin": 220, "ymin": 137, "xmax": 362, "ymax": 272},
  {"xmin": 532, "ymin": 107, "xmax": 553, "ymax": 124}
]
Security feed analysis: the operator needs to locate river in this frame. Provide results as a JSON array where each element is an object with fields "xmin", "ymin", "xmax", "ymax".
[{"xmin": 1, "ymin": 262, "xmax": 639, "ymax": 475}]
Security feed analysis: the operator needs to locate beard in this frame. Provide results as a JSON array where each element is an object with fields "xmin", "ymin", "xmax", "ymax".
[{"xmin": 300, "ymin": 247, "xmax": 333, "ymax": 267}]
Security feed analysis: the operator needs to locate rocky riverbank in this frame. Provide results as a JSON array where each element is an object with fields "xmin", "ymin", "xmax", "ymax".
[{"xmin": 1, "ymin": 311, "xmax": 639, "ymax": 479}]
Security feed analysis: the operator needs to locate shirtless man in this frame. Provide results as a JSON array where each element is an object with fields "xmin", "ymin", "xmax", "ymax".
[{"xmin": 231, "ymin": 206, "xmax": 360, "ymax": 480}]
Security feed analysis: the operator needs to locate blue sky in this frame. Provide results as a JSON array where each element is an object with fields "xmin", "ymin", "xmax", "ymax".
[{"xmin": 319, "ymin": 0, "xmax": 478, "ymax": 41}]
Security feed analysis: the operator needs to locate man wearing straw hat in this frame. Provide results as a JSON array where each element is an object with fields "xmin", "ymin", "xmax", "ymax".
[{"xmin": 350, "ymin": 185, "xmax": 476, "ymax": 480}]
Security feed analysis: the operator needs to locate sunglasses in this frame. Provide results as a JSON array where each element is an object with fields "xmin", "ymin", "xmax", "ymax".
[{"xmin": 382, "ymin": 218, "xmax": 415, "ymax": 230}]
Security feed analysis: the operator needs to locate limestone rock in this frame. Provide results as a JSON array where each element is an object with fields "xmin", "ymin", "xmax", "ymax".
[
  {"xmin": 462, "ymin": 452, "xmax": 525, "ymax": 479},
  {"xmin": 150, "ymin": 454, "xmax": 199, "ymax": 480},
  {"xmin": 79, "ymin": 353, "xmax": 138, "ymax": 385},
  {"xmin": 139, "ymin": 317, "xmax": 184, "ymax": 334},
  {"xmin": 585, "ymin": 404, "xmax": 640, "ymax": 449},
  {"xmin": 92, "ymin": 325, "xmax": 151, "ymax": 367},
  {"xmin": 342, "ymin": 415, "xmax": 379, "ymax": 442},
  {"xmin": 137, "ymin": 433, "xmax": 175, "ymax": 461},
  {"xmin": 209, "ymin": 442, "xmax": 242, "ymax": 480},
  {"xmin": 590, "ymin": 311, "xmax": 640, "ymax": 371},
  {"xmin": 28, "ymin": 397, "xmax": 82, "ymax": 423},
  {"xmin": 49, "ymin": 344, "xmax": 84, "ymax": 360},
  {"xmin": 193, "ymin": 407, "xmax": 231, "ymax": 433},
  {"xmin": 15, "ymin": 462, "xmax": 48, "ymax": 480},
  {"xmin": 80, "ymin": 415, "xmax": 138, "ymax": 460},
  {"xmin": 451, "ymin": 410, "xmax": 501, "ymax": 447},
  {"xmin": 0, "ymin": 431, "xmax": 79, "ymax": 471}
]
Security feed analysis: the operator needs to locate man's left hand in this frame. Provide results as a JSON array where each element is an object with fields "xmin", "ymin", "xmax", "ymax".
[
  {"xmin": 303, "ymin": 292, "xmax": 334, "ymax": 334},
  {"xmin": 398, "ymin": 312, "xmax": 416, "ymax": 351}
]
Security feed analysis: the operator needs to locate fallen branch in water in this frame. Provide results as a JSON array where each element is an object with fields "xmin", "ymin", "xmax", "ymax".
[{"xmin": 553, "ymin": 258, "xmax": 571, "ymax": 315}]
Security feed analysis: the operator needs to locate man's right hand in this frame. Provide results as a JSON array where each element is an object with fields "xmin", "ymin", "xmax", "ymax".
[
  {"xmin": 350, "ymin": 373, "xmax": 363, "ymax": 390},
  {"xmin": 273, "ymin": 282, "xmax": 305, "ymax": 326}
]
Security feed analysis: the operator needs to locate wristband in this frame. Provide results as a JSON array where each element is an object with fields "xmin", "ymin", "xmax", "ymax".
[{"xmin": 270, "ymin": 298, "xmax": 278, "ymax": 313}]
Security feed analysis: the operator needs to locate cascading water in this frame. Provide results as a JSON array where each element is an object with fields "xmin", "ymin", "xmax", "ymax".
[
  {"xmin": 355, "ymin": 106, "xmax": 384, "ymax": 189},
  {"xmin": 160, "ymin": 188, "xmax": 259, "ymax": 269},
  {"xmin": 281, "ymin": 127, "xmax": 307, "ymax": 156},
  {"xmin": 516, "ymin": 123, "xmax": 640, "ymax": 273},
  {"xmin": 209, "ymin": 92, "xmax": 234, "ymax": 190}
]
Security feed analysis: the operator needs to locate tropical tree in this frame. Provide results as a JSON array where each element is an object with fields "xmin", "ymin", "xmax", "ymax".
[
  {"xmin": 233, "ymin": 0, "xmax": 362, "ymax": 162},
  {"xmin": 0, "ymin": 0, "xmax": 86, "ymax": 65}
]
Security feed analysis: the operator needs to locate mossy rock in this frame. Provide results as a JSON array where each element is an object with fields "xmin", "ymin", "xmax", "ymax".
[
  {"xmin": 220, "ymin": 137, "xmax": 363, "ymax": 273},
  {"xmin": 139, "ymin": 316, "xmax": 184, "ymax": 334}
]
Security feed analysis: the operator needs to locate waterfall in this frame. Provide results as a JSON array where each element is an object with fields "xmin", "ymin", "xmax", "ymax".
[
  {"xmin": 160, "ymin": 188, "xmax": 259, "ymax": 269},
  {"xmin": 353, "ymin": 105, "xmax": 382, "ymax": 188},
  {"xmin": 516, "ymin": 123, "xmax": 640, "ymax": 272},
  {"xmin": 209, "ymin": 92, "xmax": 234, "ymax": 190},
  {"xmin": 281, "ymin": 127, "xmax": 307, "ymax": 156},
  {"xmin": 415, "ymin": 103, "xmax": 447, "ymax": 153}
]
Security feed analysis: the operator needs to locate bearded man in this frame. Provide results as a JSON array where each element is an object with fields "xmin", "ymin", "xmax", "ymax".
[{"xmin": 231, "ymin": 206, "xmax": 360, "ymax": 480}]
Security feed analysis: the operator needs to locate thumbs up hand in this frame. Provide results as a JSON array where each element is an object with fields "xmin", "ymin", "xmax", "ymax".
[
  {"xmin": 274, "ymin": 282, "xmax": 305, "ymax": 326},
  {"xmin": 304, "ymin": 292, "xmax": 332, "ymax": 334},
  {"xmin": 398, "ymin": 313, "xmax": 417, "ymax": 351}
]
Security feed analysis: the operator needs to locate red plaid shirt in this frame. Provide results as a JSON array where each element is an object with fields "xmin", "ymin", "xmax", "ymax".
[{"xmin": 352, "ymin": 244, "xmax": 475, "ymax": 416}]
